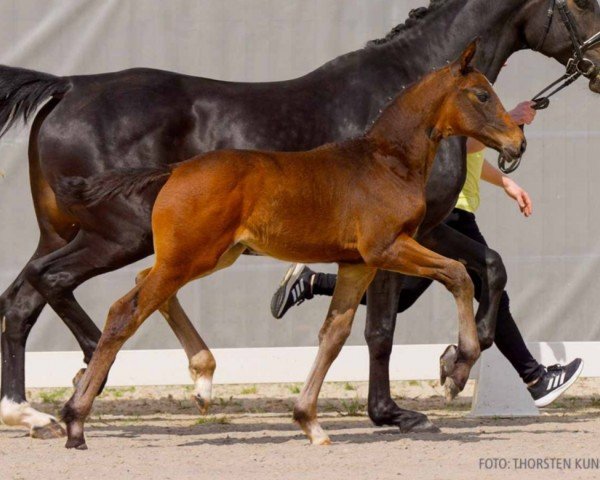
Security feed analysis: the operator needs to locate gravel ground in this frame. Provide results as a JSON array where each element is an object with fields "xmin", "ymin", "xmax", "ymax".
[{"xmin": 1, "ymin": 379, "xmax": 599, "ymax": 480}]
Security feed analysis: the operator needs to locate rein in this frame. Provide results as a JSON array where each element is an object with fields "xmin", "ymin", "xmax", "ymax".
[{"xmin": 498, "ymin": 0, "xmax": 600, "ymax": 174}]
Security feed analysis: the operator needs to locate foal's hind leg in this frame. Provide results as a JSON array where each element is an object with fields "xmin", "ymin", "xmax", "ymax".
[
  {"xmin": 294, "ymin": 264, "xmax": 376, "ymax": 445},
  {"xmin": 364, "ymin": 235, "xmax": 480, "ymax": 401},
  {"xmin": 63, "ymin": 244, "xmax": 244, "ymax": 449},
  {"xmin": 137, "ymin": 268, "xmax": 215, "ymax": 413},
  {"xmin": 166, "ymin": 297, "xmax": 216, "ymax": 413},
  {"xmin": 63, "ymin": 265, "xmax": 187, "ymax": 450},
  {"xmin": 156, "ymin": 244, "xmax": 245, "ymax": 411}
]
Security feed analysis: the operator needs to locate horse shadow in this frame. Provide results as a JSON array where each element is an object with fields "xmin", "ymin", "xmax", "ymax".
[
  {"xmin": 34, "ymin": 394, "xmax": 593, "ymax": 447},
  {"xmin": 16, "ymin": 391, "xmax": 597, "ymax": 447}
]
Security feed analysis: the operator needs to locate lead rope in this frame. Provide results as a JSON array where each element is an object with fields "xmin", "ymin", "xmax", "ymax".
[
  {"xmin": 497, "ymin": 0, "xmax": 600, "ymax": 173},
  {"xmin": 498, "ymin": 0, "xmax": 592, "ymax": 174},
  {"xmin": 497, "ymin": 66, "xmax": 582, "ymax": 174}
]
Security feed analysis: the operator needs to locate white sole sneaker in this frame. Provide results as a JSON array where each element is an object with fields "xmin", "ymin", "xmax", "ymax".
[
  {"xmin": 534, "ymin": 359, "xmax": 584, "ymax": 408},
  {"xmin": 270, "ymin": 263, "xmax": 307, "ymax": 319}
]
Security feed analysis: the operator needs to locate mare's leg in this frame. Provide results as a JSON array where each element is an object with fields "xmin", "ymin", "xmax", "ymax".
[
  {"xmin": 365, "ymin": 271, "xmax": 439, "ymax": 432},
  {"xmin": 365, "ymin": 221, "xmax": 506, "ymax": 430},
  {"xmin": 294, "ymin": 264, "xmax": 376, "ymax": 445},
  {"xmin": 0, "ymin": 236, "xmax": 71, "ymax": 439},
  {"xmin": 364, "ymin": 235, "xmax": 480, "ymax": 401},
  {"xmin": 23, "ymin": 229, "xmax": 153, "ymax": 386},
  {"xmin": 1, "ymin": 134, "xmax": 101, "ymax": 437}
]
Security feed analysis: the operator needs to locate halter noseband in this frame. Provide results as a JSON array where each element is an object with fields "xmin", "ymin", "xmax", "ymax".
[{"xmin": 498, "ymin": 0, "xmax": 600, "ymax": 174}]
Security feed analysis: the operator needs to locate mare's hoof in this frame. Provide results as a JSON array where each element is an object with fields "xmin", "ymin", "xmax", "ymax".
[
  {"xmin": 444, "ymin": 378, "xmax": 461, "ymax": 402},
  {"xmin": 439, "ymin": 344, "xmax": 458, "ymax": 386},
  {"xmin": 72, "ymin": 368, "xmax": 86, "ymax": 387},
  {"xmin": 193, "ymin": 394, "xmax": 210, "ymax": 415},
  {"xmin": 399, "ymin": 416, "xmax": 441, "ymax": 434},
  {"xmin": 31, "ymin": 419, "xmax": 66, "ymax": 439},
  {"xmin": 372, "ymin": 407, "xmax": 440, "ymax": 434}
]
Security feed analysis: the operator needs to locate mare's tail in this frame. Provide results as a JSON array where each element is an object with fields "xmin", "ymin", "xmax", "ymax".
[
  {"xmin": 0, "ymin": 65, "xmax": 71, "ymax": 137},
  {"xmin": 55, "ymin": 166, "xmax": 173, "ymax": 208}
]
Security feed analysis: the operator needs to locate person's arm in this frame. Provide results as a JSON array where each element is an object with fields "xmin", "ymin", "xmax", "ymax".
[
  {"xmin": 467, "ymin": 100, "xmax": 536, "ymax": 217},
  {"xmin": 481, "ymin": 160, "xmax": 532, "ymax": 217}
]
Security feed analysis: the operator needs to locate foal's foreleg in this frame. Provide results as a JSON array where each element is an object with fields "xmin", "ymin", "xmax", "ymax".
[
  {"xmin": 294, "ymin": 264, "xmax": 376, "ymax": 445},
  {"xmin": 419, "ymin": 223, "xmax": 507, "ymax": 351},
  {"xmin": 364, "ymin": 235, "xmax": 480, "ymax": 401},
  {"xmin": 136, "ymin": 268, "xmax": 216, "ymax": 413}
]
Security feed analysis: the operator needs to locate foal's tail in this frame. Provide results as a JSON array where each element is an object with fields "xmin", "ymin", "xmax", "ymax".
[
  {"xmin": 55, "ymin": 166, "xmax": 173, "ymax": 208},
  {"xmin": 0, "ymin": 65, "xmax": 71, "ymax": 137}
]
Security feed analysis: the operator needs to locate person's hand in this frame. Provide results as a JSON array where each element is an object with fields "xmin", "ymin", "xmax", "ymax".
[
  {"xmin": 502, "ymin": 177, "xmax": 532, "ymax": 217},
  {"xmin": 509, "ymin": 101, "xmax": 537, "ymax": 125}
]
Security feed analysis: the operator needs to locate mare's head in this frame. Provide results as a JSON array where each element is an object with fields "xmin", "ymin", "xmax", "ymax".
[
  {"xmin": 520, "ymin": 0, "xmax": 600, "ymax": 93},
  {"xmin": 432, "ymin": 42, "xmax": 526, "ymax": 161}
]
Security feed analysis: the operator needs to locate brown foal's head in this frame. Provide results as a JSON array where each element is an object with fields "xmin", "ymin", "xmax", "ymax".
[{"xmin": 434, "ymin": 41, "xmax": 527, "ymax": 161}]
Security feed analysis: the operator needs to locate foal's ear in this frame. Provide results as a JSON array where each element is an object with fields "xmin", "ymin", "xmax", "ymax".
[{"xmin": 453, "ymin": 39, "xmax": 479, "ymax": 76}]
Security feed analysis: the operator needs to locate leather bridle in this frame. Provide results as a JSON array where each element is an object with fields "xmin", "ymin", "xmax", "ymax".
[{"xmin": 498, "ymin": 0, "xmax": 600, "ymax": 174}]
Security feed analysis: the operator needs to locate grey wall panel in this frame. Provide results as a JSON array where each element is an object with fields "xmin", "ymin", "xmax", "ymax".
[{"xmin": 0, "ymin": 1, "xmax": 598, "ymax": 353}]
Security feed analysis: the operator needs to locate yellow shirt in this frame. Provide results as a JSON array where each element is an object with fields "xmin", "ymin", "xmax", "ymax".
[{"xmin": 455, "ymin": 150, "xmax": 485, "ymax": 213}]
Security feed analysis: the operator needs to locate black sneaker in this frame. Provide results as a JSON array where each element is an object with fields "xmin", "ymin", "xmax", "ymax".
[
  {"xmin": 527, "ymin": 358, "xmax": 584, "ymax": 407},
  {"xmin": 270, "ymin": 264, "xmax": 314, "ymax": 319}
]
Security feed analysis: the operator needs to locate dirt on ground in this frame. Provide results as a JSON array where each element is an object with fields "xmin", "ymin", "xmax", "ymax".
[{"xmin": 1, "ymin": 379, "xmax": 599, "ymax": 480}]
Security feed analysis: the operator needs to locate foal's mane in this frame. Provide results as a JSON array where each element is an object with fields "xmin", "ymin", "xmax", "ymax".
[{"xmin": 367, "ymin": 0, "xmax": 449, "ymax": 47}]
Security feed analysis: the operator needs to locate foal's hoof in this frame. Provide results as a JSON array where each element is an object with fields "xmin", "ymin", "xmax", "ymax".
[
  {"xmin": 64, "ymin": 415, "xmax": 88, "ymax": 450},
  {"xmin": 31, "ymin": 419, "xmax": 66, "ymax": 439},
  {"xmin": 439, "ymin": 344, "xmax": 458, "ymax": 386},
  {"xmin": 65, "ymin": 437, "xmax": 88, "ymax": 450},
  {"xmin": 312, "ymin": 437, "xmax": 332, "ymax": 446},
  {"xmin": 65, "ymin": 425, "xmax": 88, "ymax": 450},
  {"xmin": 193, "ymin": 394, "xmax": 210, "ymax": 415},
  {"xmin": 444, "ymin": 377, "xmax": 461, "ymax": 402}
]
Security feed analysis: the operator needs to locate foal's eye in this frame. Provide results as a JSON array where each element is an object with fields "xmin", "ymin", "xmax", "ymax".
[
  {"xmin": 574, "ymin": 0, "xmax": 589, "ymax": 9},
  {"xmin": 475, "ymin": 91, "xmax": 490, "ymax": 103}
]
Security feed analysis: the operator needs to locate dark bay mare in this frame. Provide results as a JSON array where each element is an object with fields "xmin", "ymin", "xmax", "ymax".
[{"xmin": 1, "ymin": 0, "xmax": 600, "ymax": 438}]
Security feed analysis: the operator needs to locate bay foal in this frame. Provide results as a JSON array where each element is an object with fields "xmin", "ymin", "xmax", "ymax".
[{"xmin": 60, "ymin": 44, "xmax": 525, "ymax": 448}]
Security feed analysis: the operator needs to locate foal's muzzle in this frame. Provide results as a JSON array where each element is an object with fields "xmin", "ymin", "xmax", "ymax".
[{"xmin": 498, "ymin": 139, "xmax": 527, "ymax": 175}]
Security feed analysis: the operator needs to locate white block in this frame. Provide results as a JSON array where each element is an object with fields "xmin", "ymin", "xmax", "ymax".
[
  {"xmin": 470, "ymin": 345, "xmax": 539, "ymax": 417},
  {"xmin": 6, "ymin": 342, "xmax": 599, "ymax": 388}
]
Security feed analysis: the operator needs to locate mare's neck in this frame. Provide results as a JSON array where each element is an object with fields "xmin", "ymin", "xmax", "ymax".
[{"xmin": 353, "ymin": 0, "xmax": 525, "ymax": 99}]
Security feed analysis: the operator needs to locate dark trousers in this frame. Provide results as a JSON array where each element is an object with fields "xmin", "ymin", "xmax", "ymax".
[{"xmin": 313, "ymin": 208, "xmax": 544, "ymax": 383}]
